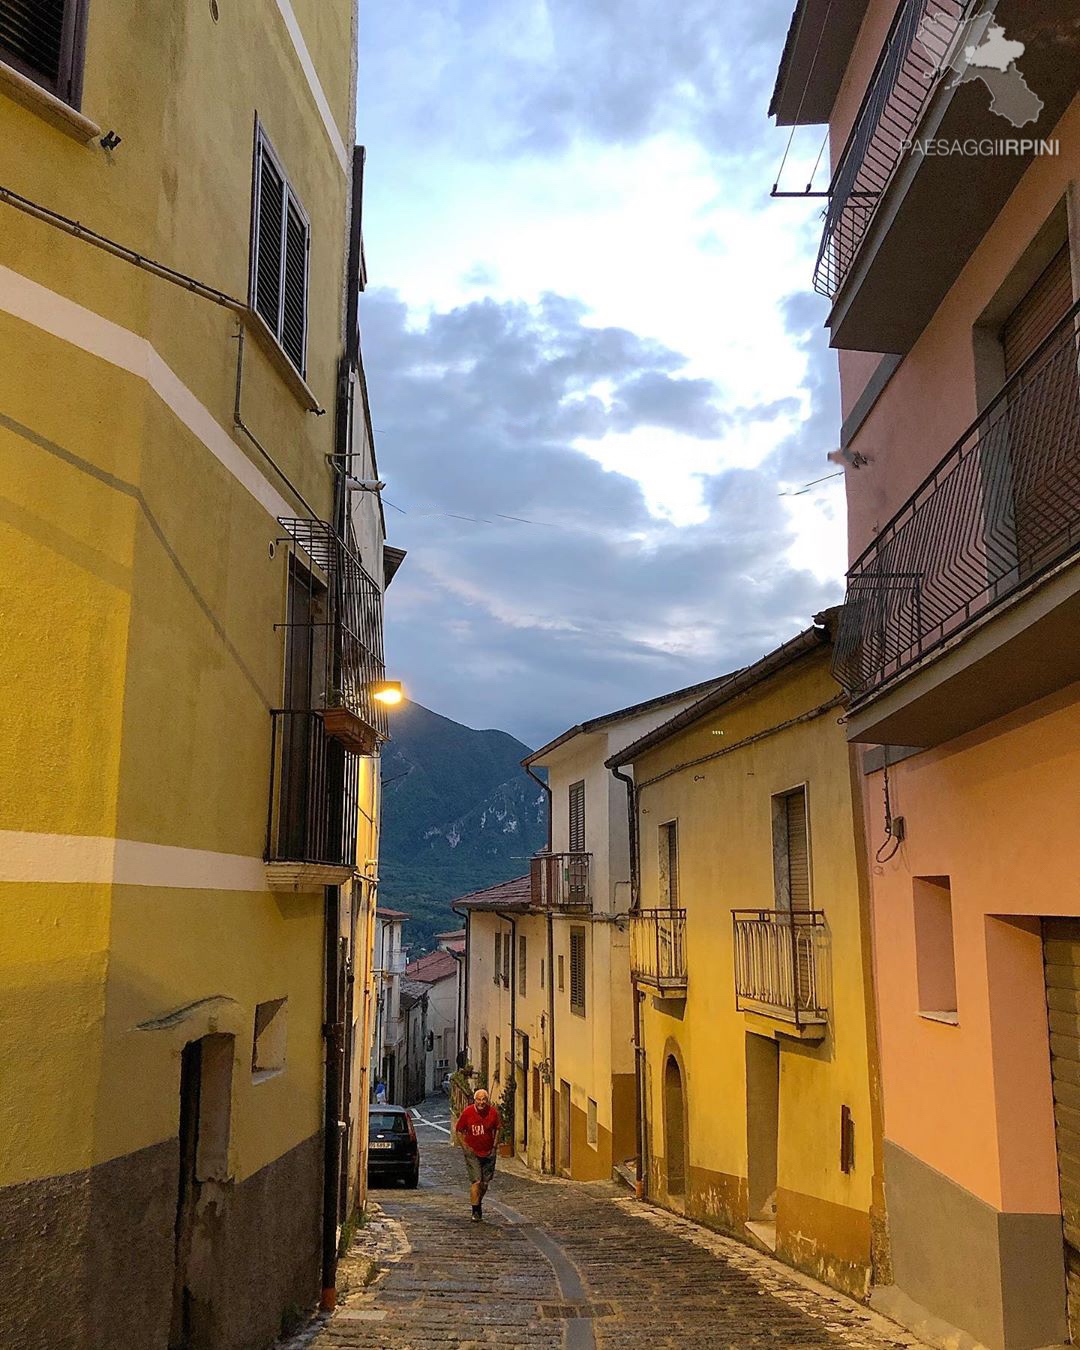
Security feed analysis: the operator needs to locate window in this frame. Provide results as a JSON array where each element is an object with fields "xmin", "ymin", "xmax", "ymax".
[
  {"xmin": 557, "ymin": 953, "xmax": 565, "ymax": 992},
  {"xmin": 251, "ymin": 998, "xmax": 287, "ymax": 1081},
  {"xmin": 913, "ymin": 876, "xmax": 958, "ymax": 1023},
  {"xmin": 587, "ymin": 1097, "xmax": 598, "ymax": 1148},
  {"xmin": 480, "ymin": 1035, "xmax": 489, "ymax": 1086},
  {"xmin": 772, "ymin": 786, "xmax": 811, "ymax": 911},
  {"xmin": 569, "ymin": 927, "xmax": 586, "ymax": 1017},
  {"xmin": 659, "ymin": 821, "xmax": 679, "ymax": 907},
  {"xmin": 251, "ymin": 123, "xmax": 310, "ymax": 376},
  {"xmin": 502, "ymin": 932, "xmax": 510, "ymax": 988},
  {"xmin": 0, "ymin": 0, "xmax": 89, "ymax": 107},
  {"xmin": 540, "ymin": 958, "xmax": 545, "ymax": 990},
  {"xmin": 494, "ymin": 1036, "xmax": 501, "ymax": 1086},
  {"xmin": 494, "ymin": 932, "xmax": 502, "ymax": 985},
  {"xmin": 518, "ymin": 935, "xmax": 527, "ymax": 997},
  {"xmin": 568, "ymin": 780, "xmax": 586, "ymax": 853}
]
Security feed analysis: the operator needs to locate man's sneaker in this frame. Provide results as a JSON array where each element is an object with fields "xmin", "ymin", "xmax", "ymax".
[{"xmin": 471, "ymin": 1205, "xmax": 482, "ymax": 1222}]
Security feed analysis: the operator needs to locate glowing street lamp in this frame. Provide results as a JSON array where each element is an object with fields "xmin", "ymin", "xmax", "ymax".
[{"xmin": 371, "ymin": 680, "xmax": 404, "ymax": 707}]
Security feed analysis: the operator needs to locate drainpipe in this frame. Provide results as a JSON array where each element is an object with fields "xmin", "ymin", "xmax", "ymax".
[
  {"xmin": 496, "ymin": 911, "xmax": 518, "ymax": 1153},
  {"xmin": 321, "ymin": 887, "xmax": 345, "ymax": 1310},
  {"xmin": 524, "ymin": 760, "xmax": 556, "ymax": 1171},
  {"xmin": 611, "ymin": 763, "xmax": 646, "ymax": 1199}
]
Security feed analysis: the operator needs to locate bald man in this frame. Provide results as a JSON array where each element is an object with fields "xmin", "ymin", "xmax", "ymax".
[{"xmin": 454, "ymin": 1087, "xmax": 502, "ymax": 1221}]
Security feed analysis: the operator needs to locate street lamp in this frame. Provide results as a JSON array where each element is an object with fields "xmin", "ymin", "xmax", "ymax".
[{"xmin": 371, "ymin": 680, "xmax": 404, "ymax": 707}]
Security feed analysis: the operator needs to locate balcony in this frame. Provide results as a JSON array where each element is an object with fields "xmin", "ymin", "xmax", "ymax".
[
  {"xmin": 732, "ymin": 910, "xmax": 827, "ymax": 1035},
  {"xmin": 818, "ymin": 0, "xmax": 1077, "ymax": 352},
  {"xmin": 834, "ymin": 300, "xmax": 1080, "ymax": 746},
  {"xmin": 265, "ymin": 710, "xmax": 359, "ymax": 890},
  {"xmin": 630, "ymin": 908, "xmax": 687, "ymax": 995},
  {"xmin": 530, "ymin": 852, "xmax": 592, "ymax": 911}
]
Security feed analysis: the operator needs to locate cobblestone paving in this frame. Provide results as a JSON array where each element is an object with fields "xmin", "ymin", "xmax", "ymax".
[{"xmin": 306, "ymin": 1098, "xmax": 927, "ymax": 1350}]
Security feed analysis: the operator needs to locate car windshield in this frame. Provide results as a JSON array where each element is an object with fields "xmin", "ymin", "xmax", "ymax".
[{"xmin": 369, "ymin": 1111, "xmax": 409, "ymax": 1134}]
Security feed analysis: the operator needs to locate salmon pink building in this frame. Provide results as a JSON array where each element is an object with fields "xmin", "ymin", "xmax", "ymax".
[{"xmin": 773, "ymin": 2, "xmax": 1080, "ymax": 1347}]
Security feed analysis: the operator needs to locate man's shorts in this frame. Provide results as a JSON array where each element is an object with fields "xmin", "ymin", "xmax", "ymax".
[{"xmin": 463, "ymin": 1149, "xmax": 497, "ymax": 1185}]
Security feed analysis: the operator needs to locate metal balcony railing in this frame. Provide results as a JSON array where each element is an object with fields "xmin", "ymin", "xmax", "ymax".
[
  {"xmin": 530, "ymin": 852, "xmax": 592, "ymax": 910},
  {"xmin": 834, "ymin": 299, "xmax": 1080, "ymax": 700},
  {"xmin": 813, "ymin": 0, "xmax": 974, "ymax": 299},
  {"xmin": 630, "ymin": 908, "xmax": 687, "ymax": 993},
  {"xmin": 266, "ymin": 710, "xmax": 359, "ymax": 869},
  {"xmin": 733, "ymin": 910, "xmax": 827, "ymax": 1026},
  {"xmin": 277, "ymin": 518, "xmax": 389, "ymax": 745}
]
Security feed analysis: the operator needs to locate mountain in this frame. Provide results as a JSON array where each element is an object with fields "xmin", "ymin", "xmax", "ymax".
[{"xmin": 378, "ymin": 703, "xmax": 548, "ymax": 952}]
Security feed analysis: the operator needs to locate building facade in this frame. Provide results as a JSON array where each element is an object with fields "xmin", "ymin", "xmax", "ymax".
[
  {"xmin": 609, "ymin": 618, "xmax": 884, "ymax": 1298},
  {"xmin": 405, "ymin": 945, "xmax": 463, "ymax": 1094},
  {"xmin": 0, "ymin": 2, "xmax": 394, "ymax": 1345},
  {"xmin": 371, "ymin": 909, "xmax": 409, "ymax": 1103},
  {"xmin": 774, "ymin": 2, "xmax": 1080, "ymax": 1345}
]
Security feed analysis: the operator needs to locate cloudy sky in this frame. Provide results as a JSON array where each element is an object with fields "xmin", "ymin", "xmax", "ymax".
[{"xmin": 357, "ymin": 0, "xmax": 844, "ymax": 748}]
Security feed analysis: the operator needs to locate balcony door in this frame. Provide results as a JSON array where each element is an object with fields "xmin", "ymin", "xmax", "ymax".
[{"xmin": 1001, "ymin": 244, "xmax": 1080, "ymax": 580}]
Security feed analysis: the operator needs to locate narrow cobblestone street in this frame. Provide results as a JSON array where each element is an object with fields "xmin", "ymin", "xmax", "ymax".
[{"xmin": 303, "ymin": 1099, "xmax": 927, "ymax": 1350}]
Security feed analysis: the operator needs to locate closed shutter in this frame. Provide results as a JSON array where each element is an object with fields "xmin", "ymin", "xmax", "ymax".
[
  {"xmin": 518, "ymin": 935, "xmax": 527, "ymax": 997},
  {"xmin": 786, "ymin": 788, "xmax": 811, "ymax": 911},
  {"xmin": 1003, "ymin": 246, "xmax": 1072, "ymax": 378},
  {"xmin": 1043, "ymin": 918, "xmax": 1080, "ymax": 1342},
  {"xmin": 663, "ymin": 822, "xmax": 679, "ymax": 907},
  {"xmin": 568, "ymin": 781, "xmax": 585, "ymax": 854},
  {"xmin": 502, "ymin": 932, "xmax": 510, "ymax": 987},
  {"xmin": 0, "ymin": 0, "xmax": 86, "ymax": 105},
  {"xmin": 569, "ymin": 927, "xmax": 586, "ymax": 1016},
  {"xmin": 1001, "ymin": 245, "xmax": 1079, "ymax": 578},
  {"xmin": 494, "ymin": 932, "xmax": 501, "ymax": 985},
  {"xmin": 252, "ymin": 127, "xmax": 310, "ymax": 376}
]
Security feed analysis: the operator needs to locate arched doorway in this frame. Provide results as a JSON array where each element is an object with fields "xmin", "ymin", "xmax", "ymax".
[{"xmin": 663, "ymin": 1054, "xmax": 687, "ymax": 1196}]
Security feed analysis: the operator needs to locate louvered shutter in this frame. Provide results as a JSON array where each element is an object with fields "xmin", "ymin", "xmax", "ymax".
[
  {"xmin": 254, "ymin": 144, "xmax": 284, "ymax": 336},
  {"xmin": 786, "ymin": 789, "xmax": 811, "ymax": 912},
  {"xmin": 568, "ymin": 781, "xmax": 585, "ymax": 854},
  {"xmin": 0, "ymin": 0, "xmax": 86, "ymax": 105},
  {"xmin": 666, "ymin": 823, "xmax": 679, "ymax": 908},
  {"xmin": 493, "ymin": 932, "xmax": 501, "ymax": 985},
  {"xmin": 569, "ymin": 927, "xmax": 586, "ymax": 1016},
  {"xmin": 1003, "ymin": 246, "xmax": 1072, "ymax": 378},
  {"xmin": 281, "ymin": 195, "xmax": 309, "ymax": 371},
  {"xmin": 1001, "ymin": 245, "xmax": 1079, "ymax": 577},
  {"xmin": 518, "ymin": 935, "xmax": 527, "ymax": 997}
]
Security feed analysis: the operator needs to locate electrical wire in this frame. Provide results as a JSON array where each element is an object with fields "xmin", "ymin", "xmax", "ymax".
[
  {"xmin": 771, "ymin": 0, "xmax": 838, "ymax": 195},
  {"xmin": 875, "ymin": 760, "xmax": 902, "ymax": 864}
]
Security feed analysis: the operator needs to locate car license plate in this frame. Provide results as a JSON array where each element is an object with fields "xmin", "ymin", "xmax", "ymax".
[{"xmin": 370, "ymin": 1141, "xmax": 394, "ymax": 1150}]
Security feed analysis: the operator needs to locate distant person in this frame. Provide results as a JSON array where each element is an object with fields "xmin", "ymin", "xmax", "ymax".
[
  {"xmin": 374, "ymin": 1079, "xmax": 387, "ymax": 1105},
  {"xmin": 454, "ymin": 1087, "xmax": 501, "ymax": 1222}
]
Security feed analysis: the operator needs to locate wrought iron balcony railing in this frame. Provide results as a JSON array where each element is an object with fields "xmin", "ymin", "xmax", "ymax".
[
  {"xmin": 266, "ymin": 710, "xmax": 359, "ymax": 871},
  {"xmin": 814, "ymin": 0, "xmax": 973, "ymax": 299},
  {"xmin": 834, "ymin": 299, "xmax": 1080, "ymax": 701},
  {"xmin": 733, "ymin": 910, "xmax": 827, "ymax": 1027},
  {"xmin": 530, "ymin": 852, "xmax": 592, "ymax": 910},
  {"xmin": 630, "ymin": 908, "xmax": 687, "ymax": 993},
  {"xmin": 277, "ymin": 518, "xmax": 389, "ymax": 750}
]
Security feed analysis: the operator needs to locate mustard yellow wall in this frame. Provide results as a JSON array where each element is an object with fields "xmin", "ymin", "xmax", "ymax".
[
  {"xmin": 0, "ymin": 0, "xmax": 373, "ymax": 1196},
  {"xmin": 633, "ymin": 651, "xmax": 878, "ymax": 1295}
]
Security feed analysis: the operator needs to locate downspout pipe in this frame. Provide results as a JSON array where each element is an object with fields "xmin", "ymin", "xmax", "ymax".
[
  {"xmin": 321, "ymin": 887, "xmax": 344, "ymax": 1309},
  {"xmin": 611, "ymin": 762, "xmax": 646, "ymax": 1199},
  {"xmin": 496, "ymin": 910, "xmax": 518, "ymax": 1152},
  {"xmin": 523, "ymin": 760, "xmax": 556, "ymax": 1173}
]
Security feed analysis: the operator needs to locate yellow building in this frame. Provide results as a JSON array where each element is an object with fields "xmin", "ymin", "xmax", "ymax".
[
  {"xmin": 0, "ymin": 3, "xmax": 394, "ymax": 1346},
  {"xmin": 609, "ymin": 614, "xmax": 885, "ymax": 1298},
  {"xmin": 460, "ymin": 680, "xmax": 727, "ymax": 1182}
]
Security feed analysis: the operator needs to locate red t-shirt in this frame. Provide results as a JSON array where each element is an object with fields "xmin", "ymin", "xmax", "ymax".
[{"xmin": 456, "ymin": 1103, "xmax": 501, "ymax": 1156}]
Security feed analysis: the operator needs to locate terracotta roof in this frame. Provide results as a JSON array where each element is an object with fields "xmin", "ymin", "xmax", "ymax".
[
  {"xmin": 524, "ymin": 672, "xmax": 740, "ymax": 768},
  {"xmin": 450, "ymin": 875, "xmax": 532, "ymax": 913},
  {"xmin": 607, "ymin": 611, "xmax": 839, "ymax": 770},
  {"xmin": 435, "ymin": 928, "xmax": 466, "ymax": 941},
  {"xmin": 377, "ymin": 907, "xmax": 411, "ymax": 921},
  {"xmin": 405, "ymin": 949, "xmax": 459, "ymax": 983}
]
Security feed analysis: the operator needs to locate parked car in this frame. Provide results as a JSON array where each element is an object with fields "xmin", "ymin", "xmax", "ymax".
[{"xmin": 367, "ymin": 1106, "xmax": 420, "ymax": 1188}]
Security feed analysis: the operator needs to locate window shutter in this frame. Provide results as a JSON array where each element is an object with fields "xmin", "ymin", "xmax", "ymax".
[
  {"xmin": 569, "ymin": 927, "xmax": 586, "ymax": 1016},
  {"xmin": 786, "ymin": 788, "xmax": 811, "ymax": 912},
  {"xmin": 502, "ymin": 933, "xmax": 510, "ymax": 987},
  {"xmin": 254, "ymin": 145, "xmax": 284, "ymax": 337},
  {"xmin": 568, "ymin": 781, "xmax": 585, "ymax": 854},
  {"xmin": 0, "ymin": 0, "xmax": 86, "ymax": 104},
  {"xmin": 281, "ymin": 194, "xmax": 309, "ymax": 371},
  {"xmin": 494, "ymin": 932, "xmax": 501, "ymax": 985},
  {"xmin": 518, "ymin": 935, "xmax": 527, "ymax": 997},
  {"xmin": 1003, "ymin": 245, "xmax": 1072, "ymax": 379}
]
